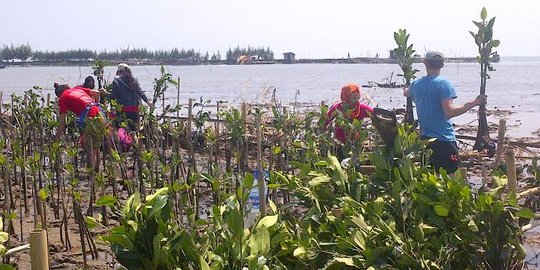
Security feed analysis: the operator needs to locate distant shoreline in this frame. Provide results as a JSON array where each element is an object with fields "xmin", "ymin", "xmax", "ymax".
[{"xmin": 0, "ymin": 56, "xmax": 499, "ymax": 67}]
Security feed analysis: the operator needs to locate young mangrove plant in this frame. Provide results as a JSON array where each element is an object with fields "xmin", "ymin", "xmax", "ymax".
[
  {"xmin": 470, "ymin": 7, "xmax": 500, "ymax": 156},
  {"xmin": 393, "ymin": 28, "xmax": 419, "ymax": 125}
]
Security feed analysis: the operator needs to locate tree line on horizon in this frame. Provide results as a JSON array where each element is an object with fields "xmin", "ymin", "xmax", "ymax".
[{"xmin": 0, "ymin": 43, "xmax": 275, "ymax": 64}]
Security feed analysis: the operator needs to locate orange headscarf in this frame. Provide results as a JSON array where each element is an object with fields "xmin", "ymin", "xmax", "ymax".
[
  {"xmin": 340, "ymin": 83, "xmax": 360, "ymax": 103},
  {"xmin": 340, "ymin": 83, "xmax": 362, "ymax": 118}
]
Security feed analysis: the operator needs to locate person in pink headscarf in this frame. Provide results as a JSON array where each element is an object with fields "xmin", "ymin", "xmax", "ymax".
[{"xmin": 324, "ymin": 83, "xmax": 373, "ymax": 143}]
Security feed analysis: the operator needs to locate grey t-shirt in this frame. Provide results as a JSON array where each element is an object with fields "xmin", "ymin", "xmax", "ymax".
[{"xmin": 110, "ymin": 77, "xmax": 149, "ymax": 107}]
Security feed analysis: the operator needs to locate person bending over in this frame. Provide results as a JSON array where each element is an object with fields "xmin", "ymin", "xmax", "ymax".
[{"xmin": 54, "ymin": 83, "xmax": 108, "ymax": 168}]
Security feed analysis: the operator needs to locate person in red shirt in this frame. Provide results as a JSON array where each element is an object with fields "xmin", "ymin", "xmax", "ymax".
[
  {"xmin": 54, "ymin": 83, "xmax": 107, "ymax": 168},
  {"xmin": 324, "ymin": 83, "xmax": 373, "ymax": 144},
  {"xmin": 54, "ymin": 83, "xmax": 102, "ymax": 136}
]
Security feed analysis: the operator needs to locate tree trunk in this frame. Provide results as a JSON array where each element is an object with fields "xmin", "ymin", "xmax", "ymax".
[
  {"xmin": 473, "ymin": 58, "xmax": 495, "ymax": 157},
  {"xmin": 405, "ymin": 97, "xmax": 414, "ymax": 124}
]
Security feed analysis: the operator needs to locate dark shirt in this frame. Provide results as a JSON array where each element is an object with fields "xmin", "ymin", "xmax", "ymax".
[{"xmin": 110, "ymin": 77, "xmax": 149, "ymax": 108}]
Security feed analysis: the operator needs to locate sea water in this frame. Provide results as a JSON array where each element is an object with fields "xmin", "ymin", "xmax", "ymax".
[{"xmin": 1, "ymin": 57, "xmax": 539, "ymax": 137}]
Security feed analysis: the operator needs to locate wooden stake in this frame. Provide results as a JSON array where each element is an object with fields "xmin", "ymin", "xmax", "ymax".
[
  {"xmin": 505, "ymin": 148, "xmax": 517, "ymax": 194},
  {"xmin": 176, "ymin": 77, "xmax": 180, "ymax": 119},
  {"xmin": 30, "ymin": 229, "xmax": 49, "ymax": 270},
  {"xmin": 459, "ymin": 167, "xmax": 467, "ymax": 182},
  {"xmin": 481, "ymin": 165, "xmax": 489, "ymax": 189},
  {"xmin": 241, "ymin": 103, "xmax": 248, "ymax": 171},
  {"xmin": 46, "ymin": 93, "xmax": 50, "ymax": 107},
  {"xmin": 187, "ymin": 98, "xmax": 193, "ymax": 160},
  {"xmin": 256, "ymin": 115, "xmax": 267, "ymax": 216},
  {"xmin": 492, "ymin": 119, "xmax": 506, "ymax": 169},
  {"xmin": 215, "ymin": 101, "xmax": 220, "ymax": 167}
]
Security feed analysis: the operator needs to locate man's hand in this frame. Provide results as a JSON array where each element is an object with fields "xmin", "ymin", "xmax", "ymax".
[
  {"xmin": 472, "ymin": 94, "xmax": 487, "ymax": 107},
  {"xmin": 403, "ymin": 87, "xmax": 410, "ymax": 97}
]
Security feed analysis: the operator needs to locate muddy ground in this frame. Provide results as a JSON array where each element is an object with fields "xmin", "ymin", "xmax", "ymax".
[{"xmin": 2, "ymin": 112, "xmax": 540, "ymax": 269}]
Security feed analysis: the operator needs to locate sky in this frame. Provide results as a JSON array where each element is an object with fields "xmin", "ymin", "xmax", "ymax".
[{"xmin": 1, "ymin": 0, "xmax": 538, "ymax": 59}]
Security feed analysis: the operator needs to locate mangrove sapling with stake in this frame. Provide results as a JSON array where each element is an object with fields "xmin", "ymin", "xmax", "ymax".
[
  {"xmin": 470, "ymin": 7, "xmax": 499, "ymax": 156},
  {"xmin": 0, "ymin": 139, "xmax": 15, "ymax": 236},
  {"xmin": 11, "ymin": 96, "xmax": 29, "ymax": 215},
  {"xmin": 65, "ymin": 148, "xmax": 99, "ymax": 264},
  {"xmin": 50, "ymin": 142, "xmax": 72, "ymax": 250},
  {"xmin": 393, "ymin": 28, "xmax": 419, "ymax": 125},
  {"xmin": 85, "ymin": 114, "xmax": 108, "ymax": 216},
  {"xmin": 27, "ymin": 152, "xmax": 43, "ymax": 229},
  {"xmin": 254, "ymin": 106, "xmax": 267, "ymax": 216},
  {"xmin": 221, "ymin": 106, "xmax": 247, "ymax": 189}
]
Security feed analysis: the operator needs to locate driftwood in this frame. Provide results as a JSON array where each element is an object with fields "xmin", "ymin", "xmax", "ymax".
[
  {"xmin": 517, "ymin": 187, "xmax": 540, "ymax": 199},
  {"xmin": 457, "ymin": 134, "xmax": 540, "ymax": 149}
]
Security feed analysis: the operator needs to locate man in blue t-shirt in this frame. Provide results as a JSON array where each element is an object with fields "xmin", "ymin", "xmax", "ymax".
[{"xmin": 403, "ymin": 51, "xmax": 486, "ymax": 174}]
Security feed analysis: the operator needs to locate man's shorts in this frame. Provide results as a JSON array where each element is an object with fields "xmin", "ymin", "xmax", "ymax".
[{"xmin": 424, "ymin": 137, "xmax": 460, "ymax": 174}]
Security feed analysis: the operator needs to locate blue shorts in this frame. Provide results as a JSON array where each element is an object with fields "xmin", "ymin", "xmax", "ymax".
[{"xmin": 76, "ymin": 103, "xmax": 105, "ymax": 131}]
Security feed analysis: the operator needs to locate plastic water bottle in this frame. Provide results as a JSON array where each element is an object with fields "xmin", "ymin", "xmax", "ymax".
[
  {"xmin": 249, "ymin": 188, "xmax": 260, "ymax": 213},
  {"xmin": 249, "ymin": 170, "xmax": 268, "ymax": 213}
]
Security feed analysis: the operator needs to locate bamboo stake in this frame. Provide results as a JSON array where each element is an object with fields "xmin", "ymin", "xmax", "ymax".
[
  {"xmin": 256, "ymin": 115, "xmax": 267, "ymax": 216},
  {"xmin": 0, "ymin": 91, "xmax": 3, "ymax": 114},
  {"xmin": 505, "ymin": 149, "xmax": 517, "ymax": 194},
  {"xmin": 282, "ymin": 106, "xmax": 290, "ymax": 204},
  {"xmin": 187, "ymin": 99, "xmax": 193, "ymax": 161},
  {"xmin": 492, "ymin": 119, "xmax": 506, "ymax": 169},
  {"xmin": 522, "ymin": 219, "xmax": 540, "ymax": 232},
  {"xmin": 459, "ymin": 167, "xmax": 467, "ymax": 182},
  {"xmin": 187, "ymin": 99, "xmax": 198, "ymax": 219},
  {"xmin": 241, "ymin": 102, "xmax": 248, "ymax": 171},
  {"xmin": 176, "ymin": 77, "xmax": 180, "ymax": 119},
  {"xmin": 46, "ymin": 93, "xmax": 50, "ymax": 107},
  {"xmin": 517, "ymin": 187, "xmax": 540, "ymax": 199},
  {"xmin": 215, "ymin": 101, "xmax": 220, "ymax": 168},
  {"xmin": 481, "ymin": 165, "xmax": 489, "ymax": 189},
  {"xmin": 3, "ymin": 244, "xmax": 30, "ymax": 257},
  {"xmin": 30, "ymin": 229, "xmax": 49, "ymax": 270}
]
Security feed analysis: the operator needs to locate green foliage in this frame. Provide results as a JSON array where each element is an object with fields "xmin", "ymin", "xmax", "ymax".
[
  {"xmin": 102, "ymin": 188, "xmax": 201, "ymax": 270},
  {"xmin": 393, "ymin": 28, "xmax": 418, "ymax": 124},
  {"xmin": 469, "ymin": 6, "xmax": 500, "ymax": 95},
  {"xmin": 393, "ymin": 29, "xmax": 419, "ymax": 86},
  {"xmin": 470, "ymin": 7, "xmax": 499, "ymax": 153},
  {"xmin": 29, "ymin": 46, "xmax": 217, "ymax": 63},
  {"xmin": 151, "ymin": 66, "xmax": 178, "ymax": 106},
  {"xmin": 105, "ymin": 119, "xmax": 527, "ymax": 270},
  {"xmin": 0, "ymin": 43, "xmax": 32, "ymax": 61},
  {"xmin": 0, "ymin": 218, "xmax": 15, "ymax": 270}
]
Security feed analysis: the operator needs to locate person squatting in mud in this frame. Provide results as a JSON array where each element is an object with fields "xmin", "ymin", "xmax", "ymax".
[{"xmin": 324, "ymin": 83, "xmax": 374, "ymax": 159}]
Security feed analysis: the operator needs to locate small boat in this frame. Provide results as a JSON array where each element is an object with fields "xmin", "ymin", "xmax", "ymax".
[
  {"xmin": 375, "ymin": 82, "xmax": 405, "ymax": 88},
  {"xmin": 365, "ymin": 71, "xmax": 405, "ymax": 88},
  {"xmin": 361, "ymin": 81, "xmax": 377, "ymax": 88}
]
